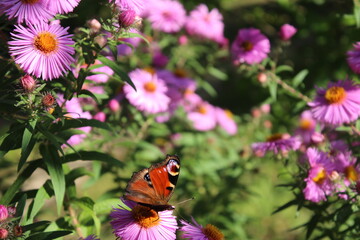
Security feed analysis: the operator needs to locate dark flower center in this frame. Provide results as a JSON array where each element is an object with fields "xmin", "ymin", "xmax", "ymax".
[{"xmin": 241, "ymin": 41, "xmax": 254, "ymax": 51}]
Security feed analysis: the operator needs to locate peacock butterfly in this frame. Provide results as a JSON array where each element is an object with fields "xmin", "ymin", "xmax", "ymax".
[{"xmin": 124, "ymin": 154, "xmax": 180, "ymax": 211}]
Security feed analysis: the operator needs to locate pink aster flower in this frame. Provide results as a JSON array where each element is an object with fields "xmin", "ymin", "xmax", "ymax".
[
  {"xmin": 180, "ymin": 217, "xmax": 224, "ymax": 240},
  {"xmin": 308, "ymin": 79, "xmax": 360, "ymax": 126},
  {"xmin": 1, "ymin": 0, "xmax": 54, "ymax": 24},
  {"xmin": 8, "ymin": 23, "xmax": 75, "ymax": 81},
  {"xmin": 231, "ymin": 28, "xmax": 270, "ymax": 65},
  {"xmin": 333, "ymin": 151, "xmax": 359, "ymax": 184},
  {"xmin": 347, "ymin": 42, "xmax": 360, "ymax": 74},
  {"xmin": 124, "ymin": 68, "xmax": 170, "ymax": 114},
  {"xmin": 303, "ymin": 148, "xmax": 336, "ymax": 202},
  {"xmin": 45, "ymin": 0, "xmax": 80, "ymax": 14},
  {"xmin": 185, "ymin": 4, "xmax": 225, "ymax": 43},
  {"xmin": 294, "ymin": 110, "xmax": 317, "ymax": 145},
  {"xmin": 279, "ymin": 24, "xmax": 297, "ymax": 41},
  {"xmin": 251, "ymin": 133, "xmax": 301, "ymax": 157},
  {"xmin": 112, "ymin": 0, "xmax": 146, "ymax": 16},
  {"xmin": 187, "ymin": 101, "xmax": 217, "ymax": 131},
  {"xmin": 86, "ymin": 59, "xmax": 114, "ymax": 83},
  {"xmin": 215, "ymin": 107, "xmax": 237, "ymax": 135},
  {"xmin": 147, "ymin": 0, "xmax": 186, "ymax": 33},
  {"xmin": 110, "ymin": 199, "xmax": 177, "ymax": 240}
]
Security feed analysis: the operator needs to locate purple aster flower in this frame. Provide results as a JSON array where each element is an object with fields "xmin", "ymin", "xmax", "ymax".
[
  {"xmin": 112, "ymin": 0, "xmax": 146, "ymax": 16},
  {"xmin": 303, "ymin": 148, "xmax": 336, "ymax": 202},
  {"xmin": 187, "ymin": 101, "xmax": 217, "ymax": 131},
  {"xmin": 215, "ymin": 107, "xmax": 237, "ymax": 135},
  {"xmin": 231, "ymin": 28, "xmax": 270, "ymax": 65},
  {"xmin": 124, "ymin": 68, "xmax": 170, "ymax": 114},
  {"xmin": 110, "ymin": 199, "xmax": 177, "ymax": 240},
  {"xmin": 347, "ymin": 42, "xmax": 360, "ymax": 74},
  {"xmin": 147, "ymin": 0, "xmax": 186, "ymax": 33},
  {"xmin": 0, "ymin": 205, "xmax": 8, "ymax": 221},
  {"xmin": 251, "ymin": 133, "xmax": 301, "ymax": 157},
  {"xmin": 333, "ymin": 151, "xmax": 359, "ymax": 184},
  {"xmin": 294, "ymin": 110, "xmax": 317, "ymax": 145},
  {"xmin": 185, "ymin": 4, "xmax": 225, "ymax": 43},
  {"xmin": 279, "ymin": 24, "xmax": 297, "ymax": 41},
  {"xmin": 180, "ymin": 217, "xmax": 224, "ymax": 240},
  {"xmin": 8, "ymin": 23, "xmax": 75, "ymax": 81},
  {"xmin": 308, "ymin": 79, "xmax": 360, "ymax": 126},
  {"xmin": 44, "ymin": 0, "xmax": 80, "ymax": 14},
  {"xmin": 1, "ymin": 0, "xmax": 54, "ymax": 24}
]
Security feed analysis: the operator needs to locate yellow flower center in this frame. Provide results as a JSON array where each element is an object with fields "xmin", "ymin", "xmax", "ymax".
[
  {"xmin": 312, "ymin": 168, "xmax": 326, "ymax": 184},
  {"xmin": 266, "ymin": 133, "xmax": 283, "ymax": 142},
  {"xmin": 21, "ymin": 0, "xmax": 39, "ymax": 4},
  {"xmin": 131, "ymin": 205, "xmax": 160, "ymax": 228},
  {"xmin": 197, "ymin": 105, "xmax": 207, "ymax": 114},
  {"xmin": 299, "ymin": 119, "xmax": 313, "ymax": 130},
  {"xmin": 174, "ymin": 68, "xmax": 187, "ymax": 78},
  {"xmin": 144, "ymin": 82, "xmax": 157, "ymax": 92},
  {"xmin": 345, "ymin": 165, "xmax": 358, "ymax": 182},
  {"xmin": 324, "ymin": 86, "xmax": 346, "ymax": 104},
  {"xmin": 202, "ymin": 224, "xmax": 224, "ymax": 240},
  {"xmin": 242, "ymin": 41, "xmax": 254, "ymax": 51},
  {"xmin": 224, "ymin": 109, "xmax": 233, "ymax": 119},
  {"xmin": 34, "ymin": 32, "xmax": 58, "ymax": 54}
]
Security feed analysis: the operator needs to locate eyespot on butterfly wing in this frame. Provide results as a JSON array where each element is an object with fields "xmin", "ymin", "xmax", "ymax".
[{"xmin": 124, "ymin": 154, "xmax": 180, "ymax": 211}]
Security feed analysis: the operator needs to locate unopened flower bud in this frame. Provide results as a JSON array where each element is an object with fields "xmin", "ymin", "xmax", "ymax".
[
  {"xmin": 93, "ymin": 112, "xmax": 106, "ymax": 122},
  {"xmin": 6, "ymin": 206, "xmax": 16, "ymax": 217},
  {"xmin": 152, "ymin": 52, "xmax": 169, "ymax": 68},
  {"xmin": 20, "ymin": 75, "xmax": 36, "ymax": 92},
  {"xmin": 178, "ymin": 35, "xmax": 188, "ymax": 45},
  {"xmin": 42, "ymin": 93, "xmax": 55, "ymax": 107},
  {"xmin": 87, "ymin": 19, "xmax": 101, "ymax": 32},
  {"xmin": 260, "ymin": 104, "xmax": 271, "ymax": 114},
  {"xmin": 329, "ymin": 171, "xmax": 340, "ymax": 181},
  {"xmin": 279, "ymin": 24, "xmax": 297, "ymax": 41},
  {"xmin": 119, "ymin": 9, "xmax": 136, "ymax": 28},
  {"xmin": 14, "ymin": 225, "xmax": 23, "ymax": 237},
  {"xmin": 311, "ymin": 132, "xmax": 325, "ymax": 143},
  {"xmin": 0, "ymin": 205, "xmax": 8, "ymax": 221},
  {"xmin": 0, "ymin": 229, "xmax": 8, "ymax": 239},
  {"xmin": 108, "ymin": 99, "xmax": 120, "ymax": 112},
  {"xmin": 257, "ymin": 72, "xmax": 267, "ymax": 83}
]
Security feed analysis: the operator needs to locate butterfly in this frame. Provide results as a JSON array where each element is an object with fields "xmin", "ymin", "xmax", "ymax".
[{"xmin": 124, "ymin": 154, "xmax": 180, "ymax": 211}]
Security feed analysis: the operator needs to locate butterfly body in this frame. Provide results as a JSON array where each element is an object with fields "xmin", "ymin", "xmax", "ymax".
[{"xmin": 124, "ymin": 155, "xmax": 180, "ymax": 211}]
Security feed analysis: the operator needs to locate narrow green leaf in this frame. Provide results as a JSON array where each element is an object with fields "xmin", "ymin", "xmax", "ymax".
[
  {"xmin": 354, "ymin": 4, "xmax": 360, "ymax": 28},
  {"xmin": 272, "ymin": 199, "xmax": 298, "ymax": 215},
  {"xmin": 275, "ymin": 65, "xmax": 293, "ymax": 74},
  {"xmin": 122, "ymin": 32, "xmax": 150, "ymax": 45},
  {"xmin": 77, "ymin": 89, "xmax": 100, "ymax": 104},
  {"xmin": 19, "ymin": 119, "xmax": 37, "ymax": 171},
  {"xmin": 25, "ymin": 231, "xmax": 72, "ymax": 240},
  {"xmin": 207, "ymin": 67, "xmax": 227, "ymax": 80},
  {"xmin": 22, "ymin": 221, "xmax": 51, "ymax": 232},
  {"xmin": 27, "ymin": 183, "xmax": 51, "ymax": 223},
  {"xmin": 60, "ymin": 118, "xmax": 111, "ymax": 131},
  {"xmin": 40, "ymin": 144, "xmax": 65, "ymax": 214},
  {"xmin": 98, "ymin": 55, "xmax": 136, "ymax": 90},
  {"xmin": 0, "ymin": 128, "xmax": 23, "ymax": 158},
  {"xmin": 65, "ymin": 168, "xmax": 93, "ymax": 185},
  {"xmin": 292, "ymin": 69, "xmax": 309, "ymax": 87},
  {"xmin": 63, "ymin": 151, "xmax": 123, "ymax": 167},
  {"xmin": 16, "ymin": 194, "xmax": 27, "ymax": 219},
  {"xmin": 94, "ymin": 198, "xmax": 121, "ymax": 215},
  {"xmin": 0, "ymin": 160, "xmax": 41, "ymax": 205},
  {"xmin": 269, "ymin": 80, "xmax": 277, "ymax": 101}
]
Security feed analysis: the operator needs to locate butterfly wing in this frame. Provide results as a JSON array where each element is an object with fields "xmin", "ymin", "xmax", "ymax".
[{"xmin": 124, "ymin": 155, "xmax": 180, "ymax": 207}]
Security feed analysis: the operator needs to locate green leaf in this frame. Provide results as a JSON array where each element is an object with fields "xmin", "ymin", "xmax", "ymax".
[
  {"xmin": 22, "ymin": 221, "xmax": 51, "ymax": 232},
  {"xmin": 77, "ymin": 89, "xmax": 100, "ymax": 104},
  {"xmin": 98, "ymin": 55, "xmax": 136, "ymax": 90},
  {"xmin": 122, "ymin": 32, "xmax": 150, "ymax": 45},
  {"xmin": 94, "ymin": 198, "xmax": 121, "ymax": 215},
  {"xmin": 292, "ymin": 69, "xmax": 309, "ymax": 87},
  {"xmin": 0, "ymin": 127, "xmax": 24, "ymax": 158},
  {"xmin": 25, "ymin": 231, "xmax": 72, "ymax": 240},
  {"xmin": 60, "ymin": 118, "xmax": 111, "ymax": 131},
  {"xmin": 16, "ymin": 194, "xmax": 27, "ymax": 219},
  {"xmin": 63, "ymin": 151, "xmax": 123, "ymax": 167},
  {"xmin": 65, "ymin": 168, "xmax": 93, "ymax": 185},
  {"xmin": 269, "ymin": 80, "xmax": 278, "ymax": 101},
  {"xmin": 19, "ymin": 119, "xmax": 37, "ymax": 171},
  {"xmin": 207, "ymin": 67, "xmax": 227, "ymax": 80},
  {"xmin": 0, "ymin": 160, "xmax": 41, "ymax": 205},
  {"xmin": 275, "ymin": 65, "xmax": 293, "ymax": 74},
  {"xmin": 27, "ymin": 182, "xmax": 51, "ymax": 223},
  {"xmin": 272, "ymin": 199, "xmax": 298, "ymax": 215},
  {"xmin": 354, "ymin": 3, "xmax": 360, "ymax": 28},
  {"xmin": 40, "ymin": 144, "xmax": 65, "ymax": 214}
]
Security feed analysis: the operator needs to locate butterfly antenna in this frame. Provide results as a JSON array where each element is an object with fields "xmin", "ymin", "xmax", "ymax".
[{"xmin": 175, "ymin": 197, "xmax": 195, "ymax": 206}]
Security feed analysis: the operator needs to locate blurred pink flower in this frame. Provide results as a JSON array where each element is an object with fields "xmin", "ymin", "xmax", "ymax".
[
  {"xmin": 93, "ymin": 112, "xmax": 106, "ymax": 122},
  {"xmin": 187, "ymin": 101, "xmax": 217, "ymax": 131},
  {"xmin": 87, "ymin": 59, "xmax": 114, "ymax": 83},
  {"xmin": 231, "ymin": 28, "xmax": 270, "ymax": 65},
  {"xmin": 0, "ymin": 229, "xmax": 8, "ymax": 239},
  {"xmin": 251, "ymin": 133, "xmax": 301, "ymax": 156},
  {"xmin": 178, "ymin": 35, "xmax": 188, "ymax": 45},
  {"xmin": 185, "ymin": 4, "xmax": 224, "ymax": 43},
  {"xmin": 215, "ymin": 107, "xmax": 237, "ymax": 135},
  {"xmin": 180, "ymin": 217, "xmax": 224, "ymax": 240},
  {"xmin": 279, "ymin": 24, "xmax": 297, "ymax": 41},
  {"xmin": 147, "ymin": 0, "xmax": 186, "ymax": 33},
  {"xmin": 117, "ymin": 29, "xmax": 143, "ymax": 56},
  {"xmin": 303, "ymin": 148, "xmax": 335, "ymax": 202},
  {"xmin": 124, "ymin": 68, "xmax": 170, "ymax": 114},
  {"xmin": 308, "ymin": 80, "xmax": 360, "ymax": 126},
  {"xmin": 45, "ymin": 0, "xmax": 80, "ymax": 14},
  {"xmin": 112, "ymin": 0, "xmax": 146, "ymax": 15},
  {"xmin": 347, "ymin": 42, "xmax": 360, "ymax": 74},
  {"xmin": 294, "ymin": 110, "xmax": 317, "ymax": 145},
  {"xmin": 108, "ymin": 99, "xmax": 121, "ymax": 112},
  {"xmin": 110, "ymin": 199, "xmax": 177, "ymax": 240}
]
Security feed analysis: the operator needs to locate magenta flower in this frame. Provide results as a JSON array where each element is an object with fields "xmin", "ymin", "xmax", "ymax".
[
  {"xmin": 185, "ymin": 4, "xmax": 225, "ymax": 43},
  {"xmin": 1, "ymin": 0, "xmax": 54, "ymax": 24},
  {"xmin": 215, "ymin": 107, "xmax": 237, "ymax": 135},
  {"xmin": 119, "ymin": 9, "xmax": 136, "ymax": 28},
  {"xmin": 294, "ymin": 110, "xmax": 317, "ymax": 145},
  {"xmin": 147, "ymin": 0, "xmax": 186, "ymax": 33},
  {"xmin": 180, "ymin": 217, "xmax": 224, "ymax": 240},
  {"xmin": 8, "ymin": 23, "xmax": 75, "ymax": 81},
  {"xmin": 251, "ymin": 133, "xmax": 301, "ymax": 157},
  {"xmin": 347, "ymin": 42, "xmax": 360, "ymax": 74},
  {"xmin": 333, "ymin": 151, "xmax": 359, "ymax": 184},
  {"xmin": 187, "ymin": 101, "xmax": 217, "ymax": 131},
  {"xmin": 110, "ymin": 199, "xmax": 177, "ymax": 240},
  {"xmin": 45, "ymin": 0, "xmax": 80, "ymax": 14},
  {"xmin": 86, "ymin": 59, "xmax": 114, "ymax": 83},
  {"xmin": 112, "ymin": 0, "xmax": 146, "ymax": 16},
  {"xmin": 124, "ymin": 68, "xmax": 170, "ymax": 114},
  {"xmin": 0, "ymin": 205, "xmax": 8, "ymax": 221},
  {"xmin": 308, "ymin": 80, "xmax": 360, "ymax": 126},
  {"xmin": 93, "ymin": 112, "xmax": 106, "ymax": 122},
  {"xmin": 279, "ymin": 24, "xmax": 297, "ymax": 41},
  {"xmin": 303, "ymin": 148, "xmax": 336, "ymax": 202},
  {"xmin": 231, "ymin": 28, "xmax": 270, "ymax": 65}
]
